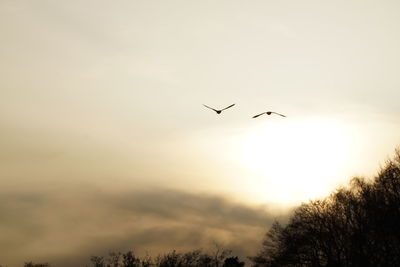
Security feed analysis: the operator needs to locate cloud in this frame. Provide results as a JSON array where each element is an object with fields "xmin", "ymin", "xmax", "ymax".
[{"xmin": 0, "ymin": 188, "xmax": 289, "ymax": 267}]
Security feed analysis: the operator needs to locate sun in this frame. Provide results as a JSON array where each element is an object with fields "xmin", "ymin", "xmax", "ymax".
[{"xmin": 239, "ymin": 118, "xmax": 353, "ymax": 205}]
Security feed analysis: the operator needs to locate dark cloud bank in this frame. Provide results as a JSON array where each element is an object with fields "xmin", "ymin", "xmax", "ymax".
[{"xmin": 0, "ymin": 188, "xmax": 290, "ymax": 267}]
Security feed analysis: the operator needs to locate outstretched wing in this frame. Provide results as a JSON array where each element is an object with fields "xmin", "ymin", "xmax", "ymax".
[
  {"xmin": 252, "ymin": 112, "xmax": 266, "ymax": 118},
  {"xmin": 203, "ymin": 104, "xmax": 219, "ymax": 112},
  {"xmin": 272, "ymin": 112, "xmax": 286, "ymax": 117},
  {"xmin": 221, "ymin": 103, "xmax": 235, "ymax": 111}
]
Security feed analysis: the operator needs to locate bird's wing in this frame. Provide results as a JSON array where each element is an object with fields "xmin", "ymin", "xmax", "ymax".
[
  {"xmin": 221, "ymin": 104, "xmax": 235, "ymax": 111},
  {"xmin": 272, "ymin": 112, "xmax": 286, "ymax": 117},
  {"xmin": 252, "ymin": 112, "xmax": 266, "ymax": 118},
  {"xmin": 203, "ymin": 104, "xmax": 219, "ymax": 112}
]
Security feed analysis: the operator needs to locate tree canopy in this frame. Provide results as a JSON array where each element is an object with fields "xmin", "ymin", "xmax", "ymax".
[{"xmin": 251, "ymin": 149, "xmax": 400, "ymax": 267}]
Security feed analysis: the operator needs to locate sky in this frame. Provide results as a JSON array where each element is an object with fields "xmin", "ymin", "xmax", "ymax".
[{"xmin": 1, "ymin": 0, "xmax": 400, "ymax": 266}]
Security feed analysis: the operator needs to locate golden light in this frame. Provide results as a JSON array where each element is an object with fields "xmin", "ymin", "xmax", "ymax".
[{"xmin": 239, "ymin": 118, "xmax": 354, "ymax": 205}]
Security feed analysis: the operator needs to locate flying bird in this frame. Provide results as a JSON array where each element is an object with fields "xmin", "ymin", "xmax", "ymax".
[
  {"xmin": 252, "ymin": 111, "xmax": 286, "ymax": 118},
  {"xmin": 203, "ymin": 104, "xmax": 235, "ymax": 114}
]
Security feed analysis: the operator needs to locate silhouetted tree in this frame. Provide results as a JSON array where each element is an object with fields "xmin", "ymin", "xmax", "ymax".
[
  {"xmin": 89, "ymin": 247, "xmax": 237, "ymax": 267},
  {"xmin": 211, "ymin": 243, "xmax": 232, "ymax": 267},
  {"xmin": 156, "ymin": 250, "xmax": 181, "ymax": 267},
  {"xmin": 90, "ymin": 256, "xmax": 105, "ymax": 267},
  {"xmin": 89, "ymin": 251, "xmax": 145, "ymax": 267},
  {"xmin": 251, "ymin": 148, "xmax": 400, "ymax": 267},
  {"xmin": 24, "ymin": 263, "xmax": 50, "ymax": 267},
  {"xmin": 140, "ymin": 253, "xmax": 154, "ymax": 267},
  {"xmin": 107, "ymin": 252, "xmax": 122, "ymax": 267},
  {"xmin": 154, "ymin": 248, "xmax": 234, "ymax": 267},
  {"xmin": 122, "ymin": 251, "xmax": 141, "ymax": 267},
  {"xmin": 223, "ymin": 256, "xmax": 245, "ymax": 267}
]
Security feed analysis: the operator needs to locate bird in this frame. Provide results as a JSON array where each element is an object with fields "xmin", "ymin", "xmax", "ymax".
[
  {"xmin": 203, "ymin": 104, "xmax": 235, "ymax": 114},
  {"xmin": 252, "ymin": 111, "xmax": 286, "ymax": 118}
]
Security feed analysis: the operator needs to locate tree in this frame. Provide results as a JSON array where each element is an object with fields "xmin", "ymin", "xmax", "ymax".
[
  {"xmin": 122, "ymin": 251, "xmax": 141, "ymax": 267},
  {"xmin": 90, "ymin": 256, "xmax": 105, "ymax": 267},
  {"xmin": 24, "ymin": 263, "xmax": 51, "ymax": 267},
  {"xmin": 251, "ymin": 148, "xmax": 400, "ymax": 267},
  {"xmin": 107, "ymin": 252, "xmax": 122, "ymax": 267},
  {"xmin": 223, "ymin": 256, "xmax": 245, "ymax": 267}
]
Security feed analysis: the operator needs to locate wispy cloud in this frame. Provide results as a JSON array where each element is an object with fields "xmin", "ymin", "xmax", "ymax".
[{"xmin": 0, "ymin": 188, "xmax": 288, "ymax": 267}]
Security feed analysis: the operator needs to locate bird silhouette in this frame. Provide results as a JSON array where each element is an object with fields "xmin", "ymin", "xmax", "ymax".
[
  {"xmin": 203, "ymin": 104, "xmax": 235, "ymax": 114},
  {"xmin": 252, "ymin": 111, "xmax": 286, "ymax": 118}
]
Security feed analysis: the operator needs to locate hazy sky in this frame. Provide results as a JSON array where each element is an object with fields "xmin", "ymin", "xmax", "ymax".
[{"xmin": 1, "ymin": 1, "xmax": 400, "ymax": 266}]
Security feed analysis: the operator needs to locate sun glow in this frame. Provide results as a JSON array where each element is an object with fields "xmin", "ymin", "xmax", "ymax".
[{"xmin": 239, "ymin": 118, "xmax": 354, "ymax": 205}]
